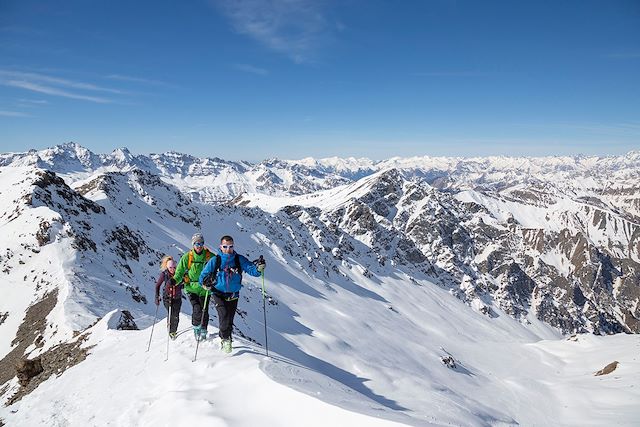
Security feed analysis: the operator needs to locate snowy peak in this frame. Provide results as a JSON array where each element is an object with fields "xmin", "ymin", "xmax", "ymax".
[
  {"xmin": 5, "ymin": 143, "xmax": 640, "ymax": 200},
  {"xmin": 0, "ymin": 142, "xmax": 99, "ymax": 173}
]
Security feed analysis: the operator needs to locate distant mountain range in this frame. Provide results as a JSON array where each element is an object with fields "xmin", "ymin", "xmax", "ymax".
[{"xmin": 2, "ymin": 142, "xmax": 639, "ymax": 336}]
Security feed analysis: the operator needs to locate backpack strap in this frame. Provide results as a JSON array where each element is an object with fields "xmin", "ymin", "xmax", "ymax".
[
  {"xmin": 184, "ymin": 249, "xmax": 212, "ymax": 284},
  {"xmin": 208, "ymin": 253, "xmax": 242, "ymax": 289},
  {"xmin": 210, "ymin": 254, "xmax": 222, "ymax": 281},
  {"xmin": 163, "ymin": 270, "xmax": 179, "ymax": 299},
  {"xmin": 235, "ymin": 253, "xmax": 242, "ymax": 280},
  {"xmin": 183, "ymin": 250, "xmax": 194, "ymax": 284}
]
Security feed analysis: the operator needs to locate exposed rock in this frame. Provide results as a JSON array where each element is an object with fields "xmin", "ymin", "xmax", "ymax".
[
  {"xmin": 0, "ymin": 291, "xmax": 58, "ymax": 392},
  {"xmin": 441, "ymin": 355, "xmax": 457, "ymax": 369},
  {"xmin": 35, "ymin": 220, "xmax": 52, "ymax": 246},
  {"xmin": 7, "ymin": 335, "xmax": 93, "ymax": 405},
  {"xmin": 120, "ymin": 283, "xmax": 147, "ymax": 304},
  {"xmin": 595, "ymin": 361, "xmax": 619, "ymax": 376},
  {"xmin": 115, "ymin": 310, "xmax": 138, "ymax": 330},
  {"xmin": 16, "ymin": 357, "xmax": 43, "ymax": 386}
]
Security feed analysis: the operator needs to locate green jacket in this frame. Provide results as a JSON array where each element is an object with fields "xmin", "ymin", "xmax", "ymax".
[{"xmin": 173, "ymin": 248, "xmax": 212, "ymax": 296}]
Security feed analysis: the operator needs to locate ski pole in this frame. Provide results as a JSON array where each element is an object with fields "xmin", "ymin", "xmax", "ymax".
[
  {"xmin": 165, "ymin": 302, "xmax": 171, "ymax": 362},
  {"xmin": 146, "ymin": 301, "xmax": 160, "ymax": 352},
  {"xmin": 260, "ymin": 255, "xmax": 269, "ymax": 357},
  {"xmin": 193, "ymin": 291, "xmax": 210, "ymax": 362}
]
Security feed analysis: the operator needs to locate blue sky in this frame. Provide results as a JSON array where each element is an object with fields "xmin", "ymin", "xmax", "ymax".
[{"xmin": 1, "ymin": 0, "xmax": 639, "ymax": 161}]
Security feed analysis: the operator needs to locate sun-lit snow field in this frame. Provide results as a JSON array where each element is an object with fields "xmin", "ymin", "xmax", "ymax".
[
  {"xmin": 2, "ymin": 312, "xmax": 411, "ymax": 427},
  {"xmin": 1, "ymin": 279, "xmax": 638, "ymax": 426}
]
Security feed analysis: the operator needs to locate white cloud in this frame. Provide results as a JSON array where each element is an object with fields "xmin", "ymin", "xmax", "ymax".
[
  {"xmin": 105, "ymin": 74, "xmax": 173, "ymax": 87},
  {"xmin": 0, "ymin": 110, "xmax": 31, "ymax": 117},
  {"xmin": 18, "ymin": 98, "xmax": 49, "ymax": 105},
  {"xmin": 0, "ymin": 70, "xmax": 117, "ymax": 103},
  {"xmin": 3, "ymin": 79, "xmax": 111, "ymax": 103},
  {"xmin": 234, "ymin": 63, "xmax": 269, "ymax": 75},
  {"xmin": 214, "ymin": 0, "xmax": 331, "ymax": 63},
  {"xmin": 0, "ymin": 70, "xmax": 125, "ymax": 94}
]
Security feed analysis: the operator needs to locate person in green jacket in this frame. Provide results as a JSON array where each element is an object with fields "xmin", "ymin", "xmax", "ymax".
[{"xmin": 173, "ymin": 233, "xmax": 213, "ymax": 341}]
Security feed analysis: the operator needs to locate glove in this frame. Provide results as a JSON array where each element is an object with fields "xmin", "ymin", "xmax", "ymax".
[
  {"xmin": 257, "ymin": 262, "xmax": 266, "ymax": 273},
  {"xmin": 201, "ymin": 276, "xmax": 213, "ymax": 291},
  {"xmin": 155, "ymin": 295, "xmax": 161, "ymax": 306}
]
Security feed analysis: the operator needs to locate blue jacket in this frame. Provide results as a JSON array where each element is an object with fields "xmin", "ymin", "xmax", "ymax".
[{"xmin": 199, "ymin": 250, "xmax": 260, "ymax": 295}]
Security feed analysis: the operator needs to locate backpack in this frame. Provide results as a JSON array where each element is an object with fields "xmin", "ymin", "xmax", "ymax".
[
  {"xmin": 162, "ymin": 270, "xmax": 181, "ymax": 299},
  {"xmin": 183, "ymin": 248, "xmax": 212, "ymax": 284},
  {"xmin": 202, "ymin": 253, "xmax": 242, "ymax": 290}
]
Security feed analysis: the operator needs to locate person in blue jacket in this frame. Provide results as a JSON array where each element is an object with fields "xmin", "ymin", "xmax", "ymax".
[{"xmin": 199, "ymin": 235, "xmax": 265, "ymax": 353}]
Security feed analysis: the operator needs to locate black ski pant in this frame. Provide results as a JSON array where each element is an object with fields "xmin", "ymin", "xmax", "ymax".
[
  {"xmin": 163, "ymin": 296, "xmax": 182, "ymax": 334},
  {"xmin": 212, "ymin": 294, "xmax": 239, "ymax": 340},
  {"xmin": 189, "ymin": 293, "xmax": 210, "ymax": 329}
]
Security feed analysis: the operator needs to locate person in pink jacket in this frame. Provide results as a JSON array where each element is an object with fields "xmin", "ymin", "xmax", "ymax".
[{"xmin": 155, "ymin": 256, "xmax": 182, "ymax": 340}]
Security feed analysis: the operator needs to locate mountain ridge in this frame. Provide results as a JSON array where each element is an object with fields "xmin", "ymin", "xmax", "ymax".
[{"xmin": 0, "ymin": 143, "xmax": 639, "ymax": 425}]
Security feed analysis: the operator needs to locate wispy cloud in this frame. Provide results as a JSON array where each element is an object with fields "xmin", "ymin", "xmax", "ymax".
[
  {"xmin": 0, "ymin": 70, "xmax": 125, "ymax": 94},
  {"xmin": 214, "ymin": 0, "xmax": 332, "ymax": 63},
  {"xmin": 3, "ymin": 79, "xmax": 111, "ymax": 103},
  {"xmin": 105, "ymin": 74, "xmax": 173, "ymax": 87},
  {"xmin": 413, "ymin": 71, "xmax": 496, "ymax": 77},
  {"xmin": 234, "ymin": 63, "xmax": 269, "ymax": 75},
  {"xmin": 18, "ymin": 98, "xmax": 49, "ymax": 105},
  {"xmin": 0, "ymin": 110, "xmax": 31, "ymax": 117},
  {"xmin": 0, "ymin": 70, "xmax": 117, "ymax": 103}
]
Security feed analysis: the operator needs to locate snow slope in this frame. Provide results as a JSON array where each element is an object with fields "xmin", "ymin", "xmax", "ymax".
[
  {"xmin": 1, "ymin": 308, "xmax": 638, "ymax": 426},
  {"xmin": 1, "ymin": 148, "xmax": 639, "ymax": 426}
]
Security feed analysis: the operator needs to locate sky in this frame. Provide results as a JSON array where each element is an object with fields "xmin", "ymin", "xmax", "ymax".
[{"xmin": 0, "ymin": 0, "xmax": 639, "ymax": 162}]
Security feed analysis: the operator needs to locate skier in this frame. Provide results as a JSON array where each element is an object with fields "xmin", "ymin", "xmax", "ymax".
[
  {"xmin": 173, "ymin": 233, "xmax": 213, "ymax": 341},
  {"xmin": 199, "ymin": 235, "xmax": 265, "ymax": 353},
  {"xmin": 155, "ymin": 256, "xmax": 182, "ymax": 340}
]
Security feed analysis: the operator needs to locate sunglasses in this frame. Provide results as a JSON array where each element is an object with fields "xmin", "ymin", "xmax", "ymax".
[
  {"xmin": 194, "ymin": 242, "xmax": 204, "ymax": 247},
  {"xmin": 221, "ymin": 245, "xmax": 234, "ymax": 249}
]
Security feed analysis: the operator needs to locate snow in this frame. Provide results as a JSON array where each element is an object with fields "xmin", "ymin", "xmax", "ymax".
[
  {"xmin": 0, "ymin": 279, "xmax": 33, "ymax": 359},
  {"xmin": 0, "ymin": 300, "xmax": 640, "ymax": 426},
  {"xmin": 1, "ymin": 146, "xmax": 640, "ymax": 426},
  {"xmin": 3, "ymin": 306, "xmax": 639, "ymax": 427},
  {"xmin": 3, "ymin": 311, "xmax": 408, "ymax": 427}
]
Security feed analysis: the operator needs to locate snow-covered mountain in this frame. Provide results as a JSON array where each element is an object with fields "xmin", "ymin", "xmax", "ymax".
[
  {"xmin": 1, "ymin": 143, "xmax": 639, "ymax": 426},
  {"xmin": 5, "ymin": 142, "xmax": 640, "ymax": 202}
]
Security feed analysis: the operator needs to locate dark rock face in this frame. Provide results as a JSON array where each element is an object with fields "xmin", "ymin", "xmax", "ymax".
[
  {"xmin": 106, "ymin": 225, "xmax": 146, "ymax": 261},
  {"xmin": 0, "ymin": 291, "xmax": 58, "ymax": 392},
  {"xmin": 245, "ymin": 170, "xmax": 640, "ymax": 335},
  {"xmin": 29, "ymin": 170, "xmax": 103, "ymax": 252},
  {"xmin": 16, "ymin": 358, "xmax": 43, "ymax": 386},
  {"xmin": 32, "ymin": 170, "xmax": 105, "ymax": 216},
  {"xmin": 115, "ymin": 310, "xmax": 138, "ymax": 330}
]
